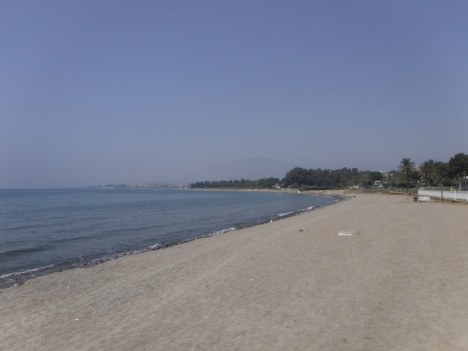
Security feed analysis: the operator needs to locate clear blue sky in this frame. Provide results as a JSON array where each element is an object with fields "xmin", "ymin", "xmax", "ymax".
[{"xmin": 1, "ymin": 1, "xmax": 467, "ymax": 187}]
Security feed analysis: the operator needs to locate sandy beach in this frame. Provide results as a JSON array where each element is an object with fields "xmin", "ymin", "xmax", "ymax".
[{"xmin": 1, "ymin": 193, "xmax": 467, "ymax": 350}]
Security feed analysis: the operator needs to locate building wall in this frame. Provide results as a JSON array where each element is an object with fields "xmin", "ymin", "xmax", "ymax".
[{"xmin": 459, "ymin": 180, "xmax": 468, "ymax": 191}]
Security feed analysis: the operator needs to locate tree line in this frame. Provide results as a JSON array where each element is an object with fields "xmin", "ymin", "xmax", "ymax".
[
  {"xmin": 190, "ymin": 152, "xmax": 468, "ymax": 190},
  {"xmin": 190, "ymin": 177, "xmax": 280, "ymax": 189},
  {"xmin": 395, "ymin": 153, "xmax": 468, "ymax": 190}
]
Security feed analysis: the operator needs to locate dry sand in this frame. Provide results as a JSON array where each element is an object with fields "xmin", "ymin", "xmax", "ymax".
[{"xmin": 1, "ymin": 194, "xmax": 468, "ymax": 350}]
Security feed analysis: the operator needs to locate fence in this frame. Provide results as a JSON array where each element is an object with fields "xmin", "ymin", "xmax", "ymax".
[
  {"xmin": 418, "ymin": 189, "xmax": 468, "ymax": 202},
  {"xmin": 360, "ymin": 187, "xmax": 418, "ymax": 194}
]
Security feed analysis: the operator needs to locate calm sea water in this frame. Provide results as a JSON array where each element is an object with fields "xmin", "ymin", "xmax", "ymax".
[{"xmin": 0, "ymin": 189, "xmax": 335, "ymax": 282}]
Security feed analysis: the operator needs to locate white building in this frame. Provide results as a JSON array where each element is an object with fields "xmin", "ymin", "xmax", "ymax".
[{"xmin": 458, "ymin": 177, "xmax": 468, "ymax": 191}]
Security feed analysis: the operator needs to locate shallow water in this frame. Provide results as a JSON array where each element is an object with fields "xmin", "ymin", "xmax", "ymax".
[{"xmin": 0, "ymin": 188, "xmax": 335, "ymax": 279}]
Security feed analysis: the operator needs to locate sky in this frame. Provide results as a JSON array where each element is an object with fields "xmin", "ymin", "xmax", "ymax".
[{"xmin": 1, "ymin": 1, "xmax": 467, "ymax": 188}]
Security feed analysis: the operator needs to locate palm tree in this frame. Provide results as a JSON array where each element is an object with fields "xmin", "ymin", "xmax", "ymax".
[
  {"xmin": 419, "ymin": 159, "xmax": 439, "ymax": 186},
  {"xmin": 399, "ymin": 158, "xmax": 415, "ymax": 192},
  {"xmin": 393, "ymin": 172, "xmax": 406, "ymax": 188}
]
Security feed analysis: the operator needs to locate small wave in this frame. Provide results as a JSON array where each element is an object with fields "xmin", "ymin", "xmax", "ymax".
[
  {"xmin": 298, "ymin": 206, "xmax": 316, "ymax": 212},
  {"xmin": 277, "ymin": 212, "xmax": 293, "ymax": 217},
  {"xmin": 212, "ymin": 227, "xmax": 237, "ymax": 235},
  {"xmin": 0, "ymin": 264, "xmax": 55, "ymax": 280}
]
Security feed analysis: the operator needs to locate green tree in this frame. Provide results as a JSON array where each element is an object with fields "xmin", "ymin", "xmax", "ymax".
[
  {"xmin": 412, "ymin": 169, "xmax": 421, "ymax": 183},
  {"xmin": 419, "ymin": 159, "xmax": 439, "ymax": 186},
  {"xmin": 399, "ymin": 158, "xmax": 415, "ymax": 192},
  {"xmin": 360, "ymin": 172, "xmax": 372, "ymax": 186},
  {"xmin": 392, "ymin": 172, "xmax": 407, "ymax": 188},
  {"xmin": 386, "ymin": 170, "xmax": 398, "ymax": 187},
  {"xmin": 282, "ymin": 167, "xmax": 309, "ymax": 187},
  {"xmin": 368, "ymin": 171, "xmax": 383, "ymax": 181},
  {"xmin": 448, "ymin": 153, "xmax": 468, "ymax": 179}
]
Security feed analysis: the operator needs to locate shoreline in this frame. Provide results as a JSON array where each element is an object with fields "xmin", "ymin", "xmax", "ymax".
[
  {"xmin": 0, "ymin": 192, "xmax": 348, "ymax": 289},
  {"xmin": 2, "ymin": 193, "xmax": 468, "ymax": 350}
]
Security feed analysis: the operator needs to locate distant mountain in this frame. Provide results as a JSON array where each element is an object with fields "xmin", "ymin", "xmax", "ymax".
[{"xmin": 193, "ymin": 157, "xmax": 295, "ymax": 181}]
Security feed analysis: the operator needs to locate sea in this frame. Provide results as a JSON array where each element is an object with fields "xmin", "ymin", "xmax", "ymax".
[{"xmin": 0, "ymin": 188, "xmax": 336, "ymax": 287}]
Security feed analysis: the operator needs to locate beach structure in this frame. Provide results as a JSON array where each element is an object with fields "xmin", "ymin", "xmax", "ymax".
[
  {"xmin": 418, "ymin": 188, "xmax": 468, "ymax": 202},
  {"xmin": 457, "ymin": 177, "xmax": 468, "ymax": 191}
]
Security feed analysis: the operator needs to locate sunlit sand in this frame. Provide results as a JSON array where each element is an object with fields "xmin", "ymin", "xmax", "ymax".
[{"xmin": 1, "ymin": 193, "xmax": 467, "ymax": 350}]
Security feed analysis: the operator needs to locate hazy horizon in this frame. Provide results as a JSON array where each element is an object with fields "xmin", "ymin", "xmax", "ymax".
[
  {"xmin": 2, "ymin": 1, "xmax": 467, "ymax": 188},
  {"xmin": 0, "ymin": 156, "xmax": 399, "ymax": 189},
  {"xmin": 0, "ymin": 156, "xmax": 452, "ymax": 189}
]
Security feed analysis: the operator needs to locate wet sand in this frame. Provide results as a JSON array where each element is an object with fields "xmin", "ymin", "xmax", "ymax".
[{"xmin": 1, "ymin": 193, "xmax": 468, "ymax": 350}]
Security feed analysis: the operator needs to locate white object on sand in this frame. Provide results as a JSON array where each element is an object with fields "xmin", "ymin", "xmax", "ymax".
[{"xmin": 338, "ymin": 229, "xmax": 358, "ymax": 236}]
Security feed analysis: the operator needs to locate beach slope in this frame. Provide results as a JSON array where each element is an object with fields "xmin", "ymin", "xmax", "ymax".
[{"xmin": 1, "ymin": 194, "xmax": 468, "ymax": 350}]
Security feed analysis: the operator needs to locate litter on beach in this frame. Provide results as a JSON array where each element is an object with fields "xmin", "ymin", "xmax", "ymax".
[{"xmin": 338, "ymin": 229, "xmax": 358, "ymax": 236}]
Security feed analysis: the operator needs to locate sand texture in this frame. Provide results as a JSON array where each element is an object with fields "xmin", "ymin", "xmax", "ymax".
[{"xmin": 1, "ymin": 194, "xmax": 468, "ymax": 350}]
